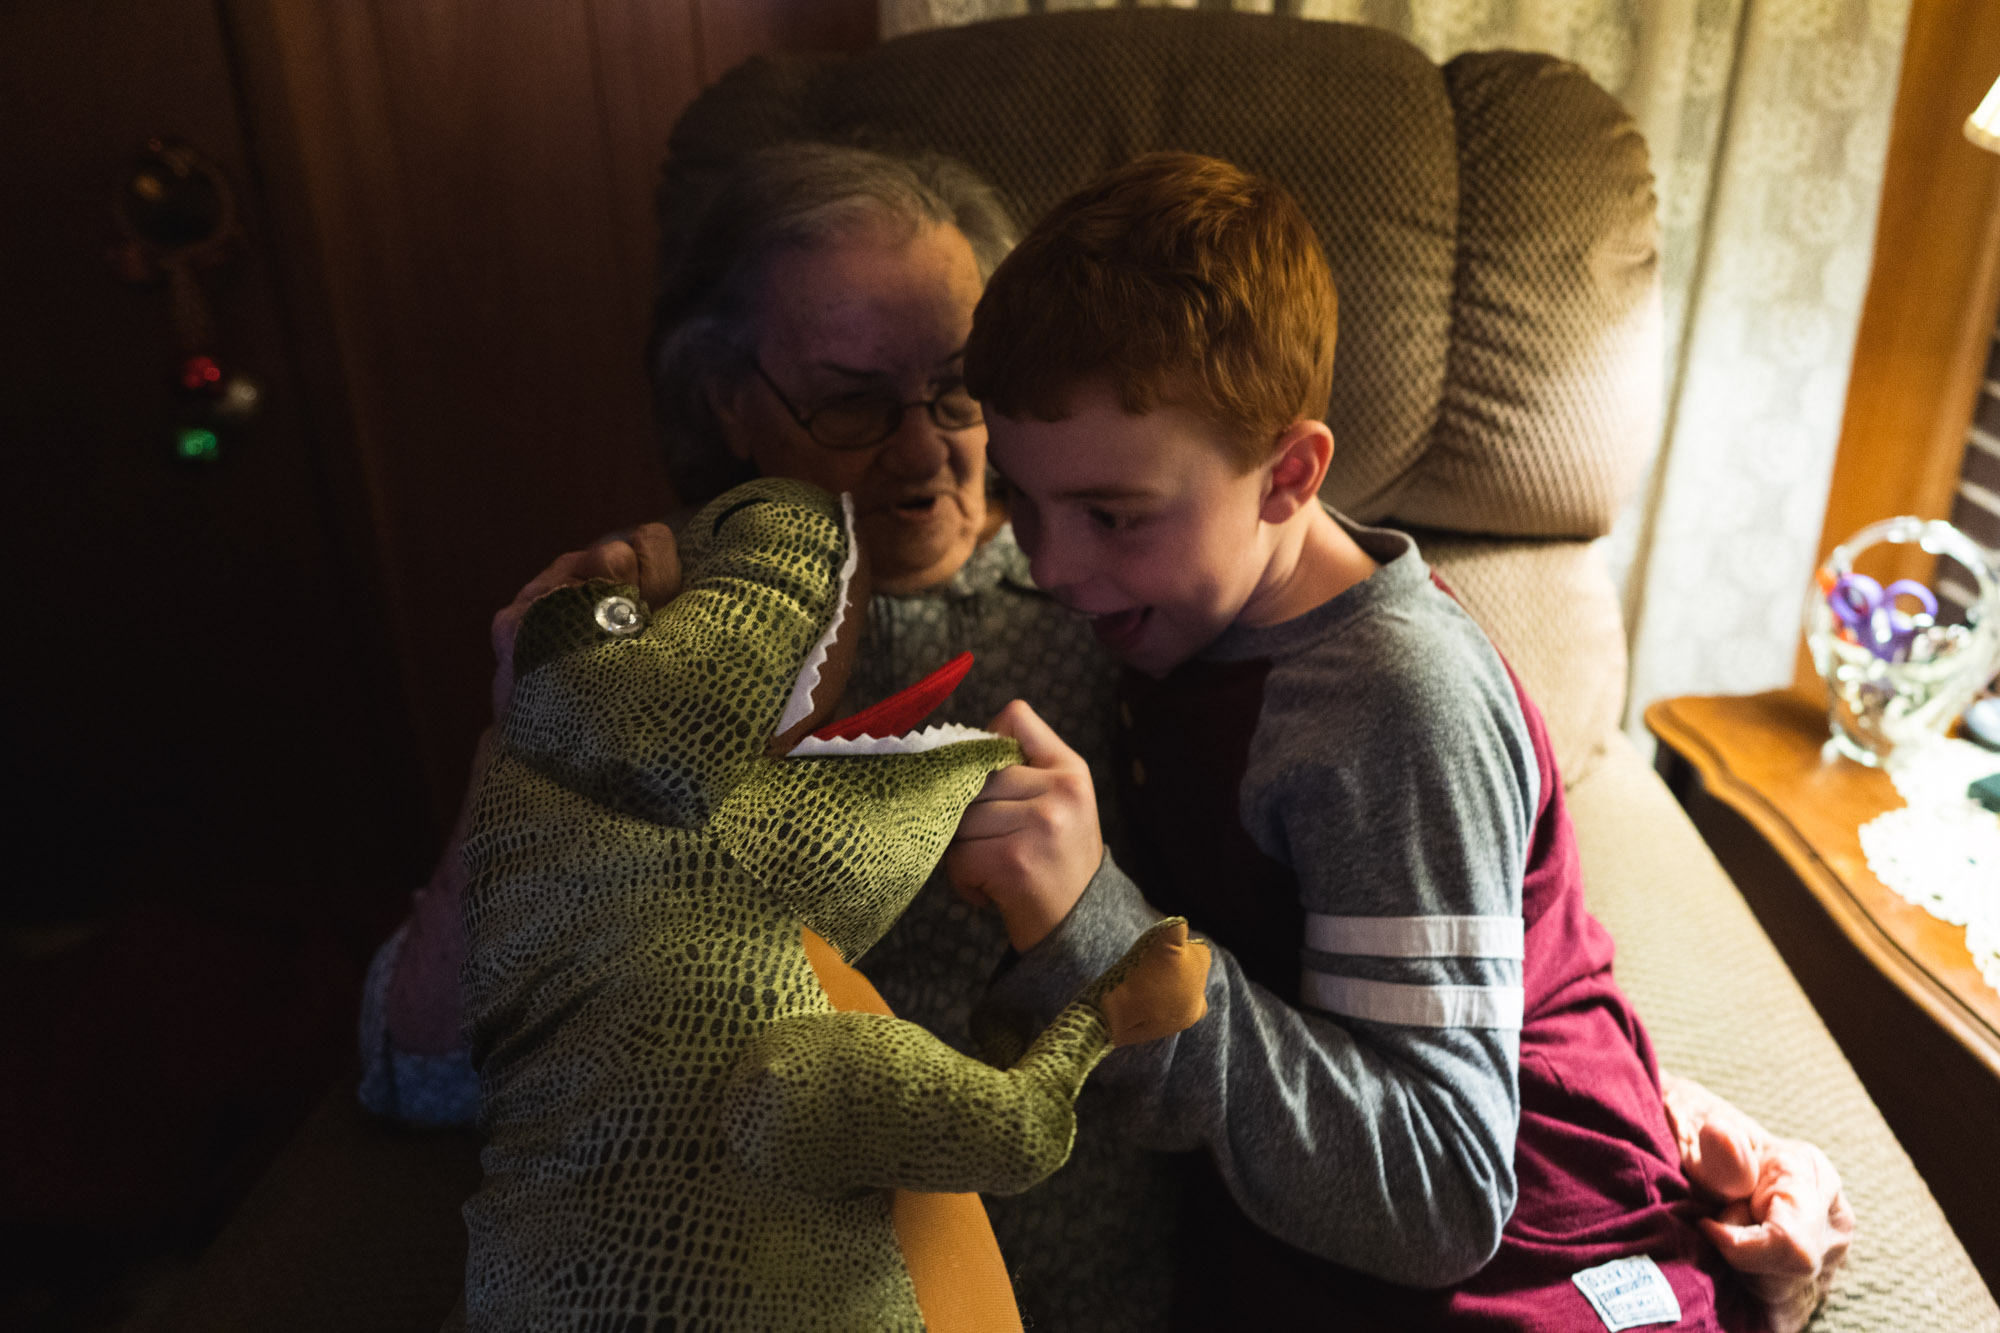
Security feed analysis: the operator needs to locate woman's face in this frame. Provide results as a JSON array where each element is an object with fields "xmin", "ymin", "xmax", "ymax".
[{"xmin": 717, "ymin": 218, "xmax": 990, "ymax": 595}]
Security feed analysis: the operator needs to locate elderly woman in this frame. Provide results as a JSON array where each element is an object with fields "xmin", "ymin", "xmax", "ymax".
[
  {"xmin": 360, "ymin": 142, "xmax": 1848, "ymax": 1333},
  {"xmin": 365, "ymin": 142, "xmax": 1152, "ymax": 1327}
]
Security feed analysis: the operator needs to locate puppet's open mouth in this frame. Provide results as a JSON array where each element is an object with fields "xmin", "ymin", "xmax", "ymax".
[
  {"xmin": 775, "ymin": 494, "xmax": 1000, "ymax": 758},
  {"xmin": 786, "ymin": 651, "xmax": 995, "ymax": 756}
]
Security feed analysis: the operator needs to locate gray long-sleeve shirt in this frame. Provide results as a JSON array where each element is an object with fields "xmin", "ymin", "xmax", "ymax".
[{"xmin": 979, "ymin": 517, "xmax": 1537, "ymax": 1289}]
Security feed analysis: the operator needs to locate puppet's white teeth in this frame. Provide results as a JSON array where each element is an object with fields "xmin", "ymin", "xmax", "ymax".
[
  {"xmin": 785, "ymin": 723, "xmax": 1001, "ymax": 758},
  {"xmin": 775, "ymin": 494, "xmax": 859, "ymax": 738}
]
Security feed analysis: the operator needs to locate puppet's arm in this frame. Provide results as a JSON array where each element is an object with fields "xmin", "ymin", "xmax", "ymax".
[{"xmin": 722, "ymin": 918, "xmax": 1206, "ymax": 1198}]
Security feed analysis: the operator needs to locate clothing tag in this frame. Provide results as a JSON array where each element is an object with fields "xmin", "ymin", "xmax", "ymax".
[{"xmin": 1571, "ymin": 1255, "xmax": 1683, "ymax": 1331}]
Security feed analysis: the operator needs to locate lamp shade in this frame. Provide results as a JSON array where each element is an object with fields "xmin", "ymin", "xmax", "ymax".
[{"xmin": 1969, "ymin": 75, "xmax": 2000, "ymax": 154}]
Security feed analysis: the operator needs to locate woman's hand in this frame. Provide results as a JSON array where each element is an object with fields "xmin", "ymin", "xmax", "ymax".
[
  {"xmin": 488, "ymin": 523, "xmax": 681, "ymax": 717},
  {"xmin": 385, "ymin": 524, "xmax": 680, "ymax": 1055},
  {"xmin": 944, "ymin": 699, "xmax": 1103, "ymax": 953},
  {"xmin": 1662, "ymin": 1071, "xmax": 1854, "ymax": 1333}
]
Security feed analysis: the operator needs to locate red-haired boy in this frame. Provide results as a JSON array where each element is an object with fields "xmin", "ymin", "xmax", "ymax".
[{"xmin": 946, "ymin": 153, "xmax": 1811, "ymax": 1331}]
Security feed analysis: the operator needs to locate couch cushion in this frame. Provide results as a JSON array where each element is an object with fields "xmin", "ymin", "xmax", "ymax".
[
  {"xmin": 1414, "ymin": 52, "xmax": 1660, "ymax": 538},
  {"xmin": 1420, "ymin": 533, "xmax": 1627, "ymax": 785},
  {"xmin": 1569, "ymin": 736, "xmax": 2000, "ymax": 1332},
  {"xmin": 659, "ymin": 9, "xmax": 1652, "ymax": 540},
  {"xmin": 807, "ymin": 14, "xmax": 1455, "ymax": 524}
]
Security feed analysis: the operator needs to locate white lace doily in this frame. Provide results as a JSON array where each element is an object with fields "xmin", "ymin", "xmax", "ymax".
[{"xmin": 1859, "ymin": 738, "xmax": 2000, "ymax": 992}]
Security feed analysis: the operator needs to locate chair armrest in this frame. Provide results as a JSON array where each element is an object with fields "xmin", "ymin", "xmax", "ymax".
[
  {"xmin": 1569, "ymin": 733, "xmax": 1999, "ymax": 1331},
  {"xmin": 164, "ymin": 1080, "xmax": 480, "ymax": 1333}
]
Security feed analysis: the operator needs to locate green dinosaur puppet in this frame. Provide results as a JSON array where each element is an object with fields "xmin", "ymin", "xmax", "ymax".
[{"xmin": 459, "ymin": 478, "xmax": 1210, "ymax": 1332}]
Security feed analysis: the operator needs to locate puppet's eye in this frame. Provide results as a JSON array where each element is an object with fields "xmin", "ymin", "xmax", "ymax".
[{"xmin": 594, "ymin": 595, "xmax": 645, "ymax": 636}]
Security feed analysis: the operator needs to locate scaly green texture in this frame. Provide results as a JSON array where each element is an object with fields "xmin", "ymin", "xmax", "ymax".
[{"xmin": 458, "ymin": 478, "xmax": 1170, "ymax": 1331}]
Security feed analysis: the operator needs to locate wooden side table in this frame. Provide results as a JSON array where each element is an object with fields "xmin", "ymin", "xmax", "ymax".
[{"xmin": 1648, "ymin": 688, "xmax": 2000, "ymax": 1289}]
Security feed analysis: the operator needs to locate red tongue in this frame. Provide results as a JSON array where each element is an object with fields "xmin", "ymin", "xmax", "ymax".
[{"xmin": 810, "ymin": 651, "xmax": 973, "ymax": 741}]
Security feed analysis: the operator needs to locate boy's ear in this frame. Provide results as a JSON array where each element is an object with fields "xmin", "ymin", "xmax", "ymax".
[{"xmin": 1260, "ymin": 420, "xmax": 1334, "ymax": 523}]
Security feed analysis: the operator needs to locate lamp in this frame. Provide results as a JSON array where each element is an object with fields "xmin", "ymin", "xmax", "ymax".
[{"xmin": 1968, "ymin": 75, "xmax": 2000, "ymax": 153}]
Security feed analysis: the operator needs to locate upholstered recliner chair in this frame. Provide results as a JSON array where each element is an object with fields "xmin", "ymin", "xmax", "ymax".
[{"xmin": 165, "ymin": 12, "xmax": 1998, "ymax": 1330}]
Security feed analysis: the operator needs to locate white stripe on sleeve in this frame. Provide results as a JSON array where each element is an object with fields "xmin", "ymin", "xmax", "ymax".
[
  {"xmin": 1301, "ymin": 971, "xmax": 1525, "ymax": 1030},
  {"xmin": 1304, "ymin": 913, "xmax": 1524, "ymax": 961}
]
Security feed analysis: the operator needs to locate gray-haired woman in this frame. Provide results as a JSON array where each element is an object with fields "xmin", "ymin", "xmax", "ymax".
[{"xmin": 359, "ymin": 141, "xmax": 1157, "ymax": 1330}]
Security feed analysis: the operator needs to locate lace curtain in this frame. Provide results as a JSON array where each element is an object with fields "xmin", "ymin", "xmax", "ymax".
[{"xmin": 882, "ymin": 0, "xmax": 1912, "ymax": 729}]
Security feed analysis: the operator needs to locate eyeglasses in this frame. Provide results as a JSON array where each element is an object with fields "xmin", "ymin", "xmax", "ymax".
[{"xmin": 748, "ymin": 356, "xmax": 983, "ymax": 451}]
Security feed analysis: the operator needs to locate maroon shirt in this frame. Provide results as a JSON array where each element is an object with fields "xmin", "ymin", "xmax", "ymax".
[{"xmin": 1119, "ymin": 633, "xmax": 1763, "ymax": 1332}]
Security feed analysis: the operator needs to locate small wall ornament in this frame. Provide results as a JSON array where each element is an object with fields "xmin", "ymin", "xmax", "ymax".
[{"xmin": 108, "ymin": 136, "xmax": 261, "ymax": 465}]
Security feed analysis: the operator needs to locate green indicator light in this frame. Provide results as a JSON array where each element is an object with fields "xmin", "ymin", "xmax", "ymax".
[{"xmin": 174, "ymin": 428, "xmax": 220, "ymax": 463}]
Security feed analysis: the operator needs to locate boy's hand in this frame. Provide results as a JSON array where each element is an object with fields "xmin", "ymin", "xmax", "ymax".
[
  {"xmin": 1662, "ymin": 1072, "xmax": 1854, "ymax": 1333},
  {"xmin": 489, "ymin": 523, "xmax": 681, "ymax": 717},
  {"xmin": 945, "ymin": 699, "xmax": 1103, "ymax": 953}
]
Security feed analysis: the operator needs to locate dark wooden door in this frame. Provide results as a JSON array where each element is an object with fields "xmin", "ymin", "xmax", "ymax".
[
  {"xmin": 0, "ymin": 4, "xmax": 431, "ymax": 1303},
  {"xmin": 1, "ymin": 3, "xmax": 429, "ymax": 935},
  {"xmin": 1, "ymin": 0, "xmax": 874, "ymax": 1314}
]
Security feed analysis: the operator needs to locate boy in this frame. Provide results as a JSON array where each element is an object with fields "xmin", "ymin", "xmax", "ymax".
[{"xmin": 945, "ymin": 152, "xmax": 1767, "ymax": 1331}]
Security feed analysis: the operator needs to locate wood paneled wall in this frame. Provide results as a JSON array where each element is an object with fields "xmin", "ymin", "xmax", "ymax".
[
  {"xmin": 2, "ymin": 0, "xmax": 437, "ymax": 923},
  {"xmin": 227, "ymin": 0, "xmax": 876, "ymax": 835}
]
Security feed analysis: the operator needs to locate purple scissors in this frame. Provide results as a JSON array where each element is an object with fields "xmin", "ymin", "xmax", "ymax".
[{"xmin": 1829, "ymin": 573, "xmax": 1937, "ymax": 661}]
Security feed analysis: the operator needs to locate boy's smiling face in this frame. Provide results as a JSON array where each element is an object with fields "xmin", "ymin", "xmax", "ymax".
[{"xmin": 988, "ymin": 380, "xmax": 1278, "ymax": 676}]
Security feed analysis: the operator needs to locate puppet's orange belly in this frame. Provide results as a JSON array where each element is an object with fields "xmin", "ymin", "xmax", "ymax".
[{"xmin": 800, "ymin": 928, "xmax": 1022, "ymax": 1333}]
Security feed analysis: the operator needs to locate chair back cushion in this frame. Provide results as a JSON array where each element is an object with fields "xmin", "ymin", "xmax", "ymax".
[
  {"xmin": 661, "ymin": 9, "xmax": 1659, "ymax": 540},
  {"xmin": 659, "ymin": 9, "xmax": 1660, "ymax": 774}
]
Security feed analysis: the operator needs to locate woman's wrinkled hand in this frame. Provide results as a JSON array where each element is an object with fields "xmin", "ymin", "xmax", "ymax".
[
  {"xmin": 1662, "ymin": 1071, "xmax": 1854, "ymax": 1333},
  {"xmin": 488, "ymin": 522, "xmax": 681, "ymax": 718}
]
